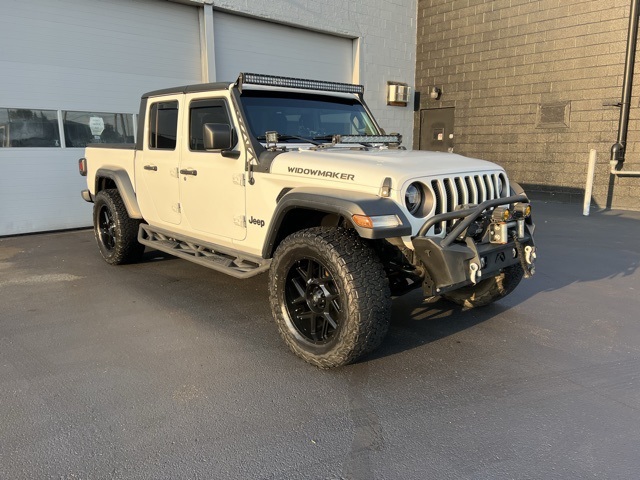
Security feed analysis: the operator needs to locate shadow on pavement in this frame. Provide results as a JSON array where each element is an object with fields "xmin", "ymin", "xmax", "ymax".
[{"xmin": 363, "ymin": 292, "xmax": 501, "ymax": 363}]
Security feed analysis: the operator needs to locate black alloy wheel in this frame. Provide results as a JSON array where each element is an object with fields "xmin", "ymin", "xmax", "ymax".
[
  {"xmin": 98, "ymin": 205, "xmax": 117, "ymax": 252},
  {"xmin": 284, "ymin": 257, "xmax": 342, "ymax": 344}
]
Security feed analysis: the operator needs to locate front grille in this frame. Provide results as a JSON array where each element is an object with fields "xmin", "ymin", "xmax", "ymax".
[{"xmin": 429, "ymin": 172, "xmax": 508, "ymax": 234}]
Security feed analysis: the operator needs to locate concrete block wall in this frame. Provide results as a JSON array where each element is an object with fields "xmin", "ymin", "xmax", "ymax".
[
  {"xmin": 210, "ymin": 0, "xmax": 417, "ymax": 147},
  {"xmin": 415, "ymin": 0, "xmax": 640, "ymax": 210}
]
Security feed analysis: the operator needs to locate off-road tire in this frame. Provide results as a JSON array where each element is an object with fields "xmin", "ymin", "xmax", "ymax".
[
  {"xmin": 443, "ymin": 264, "xmax": 524, "ymax": 308},
  {"xmin": 269, "ymin": 228, "xmax": 391, "ymax": 368},
  {"xmin": 93, "ymin": 189, "xmax": 144, "ymax": 265}
]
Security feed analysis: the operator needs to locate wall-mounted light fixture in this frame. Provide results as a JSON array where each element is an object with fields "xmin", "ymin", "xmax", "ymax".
[
  {"xmin": 387, "ymin": 81, "xmax": 411, "ymax": 107},
  {"xmin": 430, "ymin": 86, "xmax": 442, "ymax": 100}
]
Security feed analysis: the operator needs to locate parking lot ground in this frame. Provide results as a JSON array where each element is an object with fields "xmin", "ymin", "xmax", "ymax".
[{"xmin": 1, "ymin": 201, "xmax": 640, "ymax": 479}]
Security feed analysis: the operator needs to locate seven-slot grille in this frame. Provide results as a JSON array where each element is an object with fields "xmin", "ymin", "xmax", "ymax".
[{"xmin": 429, "ymin": 172, "xmax": 509, "ymax": 235}]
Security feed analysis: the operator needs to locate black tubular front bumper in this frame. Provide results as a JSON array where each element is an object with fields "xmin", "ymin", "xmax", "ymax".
[{"xmin": 411, "ymin": 194, "xmax": 535, "ymax": 296}]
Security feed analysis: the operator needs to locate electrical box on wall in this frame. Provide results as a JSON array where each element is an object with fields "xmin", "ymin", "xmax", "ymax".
[{"xmin": 387, "ymin": 82, "xmax": 411, "ymax": 107}]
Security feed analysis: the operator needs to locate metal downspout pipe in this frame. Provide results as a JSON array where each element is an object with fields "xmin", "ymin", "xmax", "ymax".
[{"xmin": 611, "ymin": 0, "xmax": 640, "ymax": 175}]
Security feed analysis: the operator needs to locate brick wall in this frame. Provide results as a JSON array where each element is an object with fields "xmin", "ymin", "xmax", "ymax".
[{"xmin": 415, "ymin": 0, "xmax": 640, "ymax": 210}]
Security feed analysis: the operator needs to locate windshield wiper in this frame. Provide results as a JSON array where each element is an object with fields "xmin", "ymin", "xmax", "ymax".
[{"xmin": 256, "ymin": 134, "xmax": 321, "ymax": 146}]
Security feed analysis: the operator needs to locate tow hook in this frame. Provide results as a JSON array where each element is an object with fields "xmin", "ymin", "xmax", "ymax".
[
  {"xmin": 469, "ymin": 262, "xmax": 482, "ymax": 284},
  {"xmin": 511, "ymin": 232, "xmax": 536, "ymax": 278},
  {"xmin": 524, "ymin": 245, "xmax": 536, "ymax": 265},
  {"xmin": 524, "ymin": 245, "xmax": 537, "ymax": 275}
]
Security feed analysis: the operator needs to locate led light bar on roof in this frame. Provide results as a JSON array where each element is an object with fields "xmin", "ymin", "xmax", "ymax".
[
  {"xmin": 333, "ymin": 134, "xmax": 403, "ymax": 145},
  {"xmin": 240, "ymin": 73, "xmax": 364, "ymax": 95}
]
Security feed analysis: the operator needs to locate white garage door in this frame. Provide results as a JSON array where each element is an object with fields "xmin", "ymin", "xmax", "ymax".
[
  {"xmin": 213, "ymin": 12, "xmax": 354, "ymax": 83},
  {"xmin": 0, "ymin": 0, "xmax": 202, "ymax": 236}
]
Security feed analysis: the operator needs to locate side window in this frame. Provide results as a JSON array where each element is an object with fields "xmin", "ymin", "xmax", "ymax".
[
  {"xmin": 149, "ymin": 101, "xmax": 178, "ymax": 150},
  {"xmin": 189, "ymin": 99, "xmax": 231, "ymax": 151}
]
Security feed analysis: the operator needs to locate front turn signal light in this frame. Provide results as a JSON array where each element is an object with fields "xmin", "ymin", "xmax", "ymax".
[{"xmin": 352, "ymin": 214, "xmax": 401, "ymax": 229}]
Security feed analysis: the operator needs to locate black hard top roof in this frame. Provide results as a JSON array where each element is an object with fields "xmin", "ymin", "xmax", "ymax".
[{"xmin": 141, "ymin": 82, "xmax": 232, "ymax": 99}]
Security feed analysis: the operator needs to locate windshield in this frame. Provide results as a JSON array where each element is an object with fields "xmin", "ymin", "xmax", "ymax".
[{"xmin": 240, "ymin": 90, "xmax": 379, "ymax": 143}]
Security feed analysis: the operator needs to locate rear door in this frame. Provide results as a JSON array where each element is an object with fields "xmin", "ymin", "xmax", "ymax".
[
  {"xmin": 179, "ymin": 94, "xmax": 246, "ymax": 241},
  {"xmin": 135, "ymin": 97, "xmax": 182, "ymax": 225}
]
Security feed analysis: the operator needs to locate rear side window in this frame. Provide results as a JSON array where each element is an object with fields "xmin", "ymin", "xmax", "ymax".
[
  {"xmin": 189, "ymin": 99, "xmax": 231, "ymax": 151},
  {"xmin": 149, "ymin": 101, "xmax": 178, "ymax": 150}
]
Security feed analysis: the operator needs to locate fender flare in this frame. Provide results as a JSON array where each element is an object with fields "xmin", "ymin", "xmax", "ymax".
[
  {"xmin": 510, "ymin": 180, "xmax": 526, "ymax": 196},
  {"xmin": 95, "ymin": 168, "xmax": 143, "ymax": 219},
  {"xmin": 262, "ymin": 187, "xmax": 411, "ymax": 258}
]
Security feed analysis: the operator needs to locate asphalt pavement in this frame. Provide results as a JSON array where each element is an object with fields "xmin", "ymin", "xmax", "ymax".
[{"xmin": 1, "ymin": 201, "xmax": 639, "ymax": 479}]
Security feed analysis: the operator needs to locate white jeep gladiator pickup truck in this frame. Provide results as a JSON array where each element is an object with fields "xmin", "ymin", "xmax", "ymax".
[{"xmin": 79, "ymin": 73, "xmax": 536, "ymax": 368}]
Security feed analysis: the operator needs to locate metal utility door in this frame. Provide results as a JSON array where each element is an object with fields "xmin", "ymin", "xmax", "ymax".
[{"xmin": 419, "ymin": 108, "xmax": 455, "ymax": 152}]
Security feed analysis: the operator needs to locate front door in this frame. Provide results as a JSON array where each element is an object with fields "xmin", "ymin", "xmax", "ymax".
[
  {"xmin": 135, "ymin": 97, "xmax": 182, "ymax": 225},
  {"xmin": 179, "ymin": 95, "xmax": 246, "ymax": 241},
  {"xmin": 419, "ymin": 107, "xmax": 455, "ymax": 152}
]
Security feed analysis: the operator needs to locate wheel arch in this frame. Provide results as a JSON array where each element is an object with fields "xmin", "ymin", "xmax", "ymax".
[
  {"xmin": 262, "ymin": 187, "xmax": 411, "ymax": 258},
  {"xmin": 94, "ymin": 168, "xmax": 143, "ymax": 219}
]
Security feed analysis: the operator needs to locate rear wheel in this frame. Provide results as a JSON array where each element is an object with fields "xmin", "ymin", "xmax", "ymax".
[
  {"xmin": 443, "ymin": 264, "xmax": 524, "ymax": 308},
  {"xmin": 93, "ymin": 189, "xmax": 144, "ymax": 265},
  {"xmin": 269, "ymin": 228, "xmax": 391, "ymax": 368}
]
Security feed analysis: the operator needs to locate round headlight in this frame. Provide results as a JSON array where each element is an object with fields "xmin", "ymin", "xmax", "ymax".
[{"xmin": 405, "ymin": 183, "xmax": 423, "ymax": 215}]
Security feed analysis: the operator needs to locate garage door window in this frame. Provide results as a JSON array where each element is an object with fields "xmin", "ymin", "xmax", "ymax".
[
  {"xmin": 0, "ymin": 108, "xmax": 60, "ymax": 148},
  {"xmin": 149, "ymin": 101, "xmax": 178, "ymax": 150},
  {"xmin": 63, "ymin": 111, "xmax": 134, "ymax": 148}
]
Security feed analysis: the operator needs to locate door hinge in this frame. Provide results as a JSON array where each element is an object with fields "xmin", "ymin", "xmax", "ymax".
[
  {"xmin": 172, "ymin": 203, "xmax": 181, "ymax": 213},
  {"xmin": 234, "ymin": 215, "xmax": 246, "ymax": 228},
  {"xmin": 233, "ymin": 173, "xmax": 245, "ymax": 186}
]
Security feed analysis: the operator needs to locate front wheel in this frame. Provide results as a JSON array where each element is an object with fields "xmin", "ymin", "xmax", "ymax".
[
  {"xmin": 443, "ymin": 264, "xmax": 524, "ymax": 308},
  {"xmin": 93, "ymin": 189, "xmax": 144, "ymax": 265},
  {"xmin": 268, "ymin": 228, "xmax": 391, "ymax": 368}
]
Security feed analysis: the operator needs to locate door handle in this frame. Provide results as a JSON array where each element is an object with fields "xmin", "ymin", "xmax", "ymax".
[
  {"xmin": 180, "ymin": 168, "xmax": 198, "ymax": 176},
  {"xmin": 143, "ymin": 164, "xmax": 158, "ymax": 171}
]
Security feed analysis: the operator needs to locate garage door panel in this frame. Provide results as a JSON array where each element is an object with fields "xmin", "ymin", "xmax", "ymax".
[
  {"xmin": 0, "ymin": 151, "xmax": 92, "ymax": 235},
  {"xmin": 0, "ymin": 0, "xmax": 202, "ymax": 236},
  {"xmin": 0, "ymin": 4, "xmax": 201, "ymax": 94},
  {"xmin": 213, "ymin": 12, "xmax": 353, "ymax": 83}
]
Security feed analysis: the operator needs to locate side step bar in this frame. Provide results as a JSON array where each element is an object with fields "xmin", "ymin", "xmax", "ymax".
[{"xmin": 138, "ymin": 224, "xmax": 271, "ymax": 279}]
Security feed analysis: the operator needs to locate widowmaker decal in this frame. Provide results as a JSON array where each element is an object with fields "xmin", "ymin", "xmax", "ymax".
[{"xmin": 287, "ymin": 166, "xmax": 355, "ymax": 181}]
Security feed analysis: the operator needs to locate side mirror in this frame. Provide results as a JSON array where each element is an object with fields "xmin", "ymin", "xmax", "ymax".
[{"xmin": 203, "ymin": 123, "xmax": 232, "ymax": 151}]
